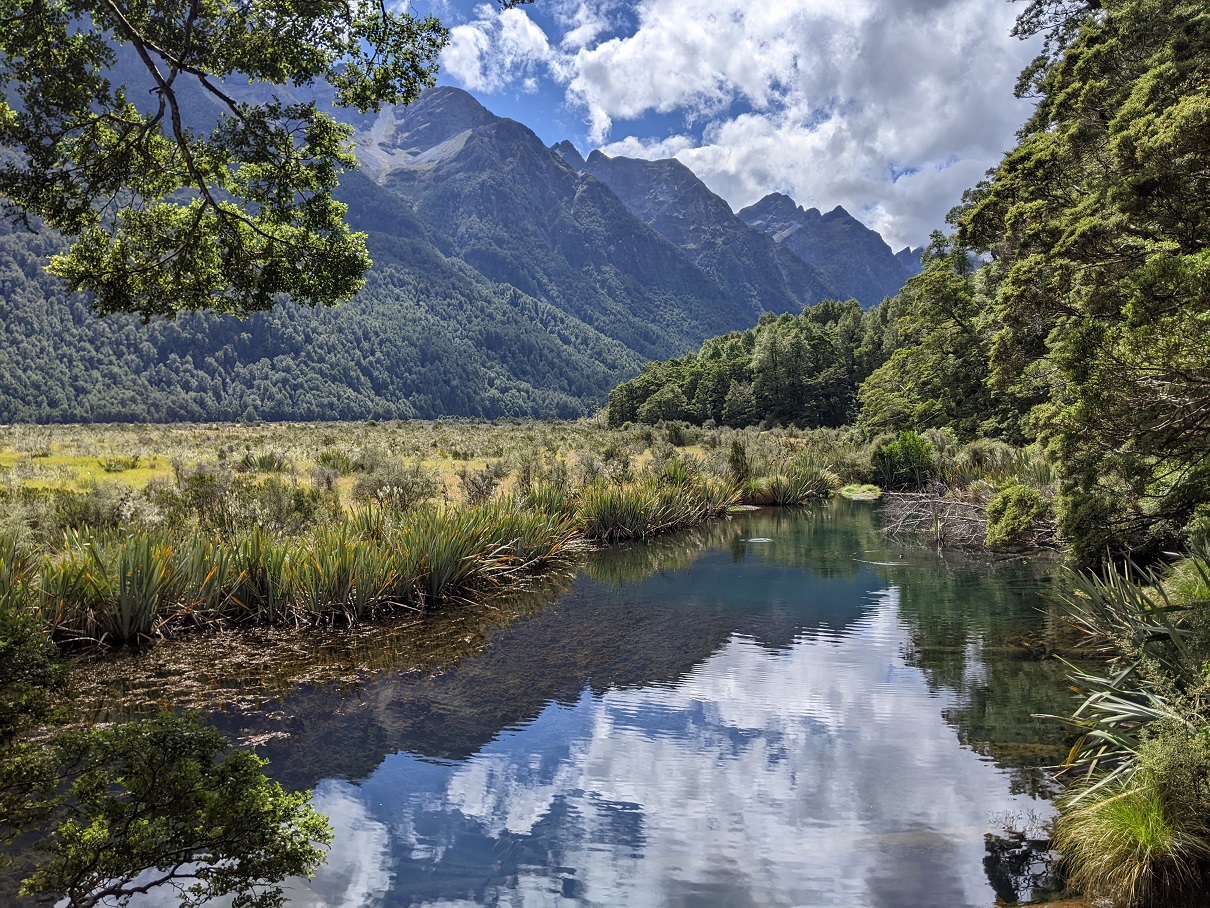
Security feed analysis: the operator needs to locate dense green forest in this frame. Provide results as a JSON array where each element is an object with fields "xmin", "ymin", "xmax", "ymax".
[
  {"xmin": 0, "ymin": 181, "xmax": 645, "ymax": 422},
  {"xmin": 605, "ymin": 297, "xmax": 890, "ymax": 429},
  {"xmin": 612, "ymin": 0, "xmax": 1209, "ymax": 567}
]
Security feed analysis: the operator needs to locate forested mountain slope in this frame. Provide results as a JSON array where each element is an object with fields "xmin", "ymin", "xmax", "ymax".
[
  {"xmin": 0, "ymin": 183, "xmax": 643, "ymax": 422},
  {"xmin": 0, "ymin": 86, "xmax": 921, "ymax": 423}
]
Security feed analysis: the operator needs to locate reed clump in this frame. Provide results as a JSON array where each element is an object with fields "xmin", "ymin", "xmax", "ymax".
[
  {"xmin": 741, "ymin": 458, "xmax": 841, "ymax": 506},
  {"xmin": 0, "ymin": 421, "xmax": 877, "ymax": 648},
  {"xmin": 577, "ymin": 475, "xmax": 739, "ymax": 543},
  {"xmin": 13, "ymin": 495, "xmax": 590, "ymax": 645}
]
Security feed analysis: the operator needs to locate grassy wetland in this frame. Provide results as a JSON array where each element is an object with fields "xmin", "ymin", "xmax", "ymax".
[
  {"xmin": 0, "ymin": 420, "xmax": 763, "ymax": 646},
  {"xmin": 0, "ymin": 419, "xmax": 1076, "ymax": 648}
]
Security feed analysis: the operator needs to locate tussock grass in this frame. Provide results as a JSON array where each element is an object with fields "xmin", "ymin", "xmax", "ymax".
[
  {"xmin": 741, "ymin": 459, "xmax": 840, "ymax": 506},
  {"xmin": 577, "ymin": 476, "xmax": 738, "ymax": 543},
  {"xmin": 13, "ymin": 493, "xmax": 591, "ymax": 642},
  {"xmin": 1054, "ymin": 779, "xmax": 1210, "ymax": 907},
  {"xmin": 1163, "ymin": 551, "xmax": 1210, "ymax": 606}
]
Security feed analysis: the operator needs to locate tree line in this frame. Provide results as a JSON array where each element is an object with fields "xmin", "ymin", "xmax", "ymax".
[{"xmin": 609, "ymin": 0, "xmax": 1210, "ymax": 568}]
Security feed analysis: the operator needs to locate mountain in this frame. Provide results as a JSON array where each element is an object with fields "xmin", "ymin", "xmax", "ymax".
[
  {"xmin": 895, "ymin": 246, "xmax": 925, "ymax": 276},
  {"xmin": 356, "ymin": 87, "xmax": 754, "ymax": 360},
  {"xmin": 578, "ymin": 150, "xmax": 841, "ymax": 316},
  {"xmin": 738, "ymin": 193, "xmax": 914, "ymax": 308},
  {"xmin": 550, "ymin": 140, "xmax": 586, "ymax": 172},
  {"xmin": 0, "ymin": 194, "xmax": 644, "ymax": 422},
  {"xmin": 0, "ymin": 86, "xmax": 923, "ymax": 423}
]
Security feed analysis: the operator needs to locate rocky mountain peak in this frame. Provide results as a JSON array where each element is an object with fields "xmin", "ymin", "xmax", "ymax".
[
  {"xmin": 551, "ymin": 141, "xmax": 587, "ymax": 171},
  {"xmin": 739, "ymin": 194, "xmax": 912, "ymax": 307}
]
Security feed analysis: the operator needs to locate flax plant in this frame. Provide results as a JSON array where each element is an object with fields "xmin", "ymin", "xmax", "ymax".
[
  {"xmin": 1048, "ymin": 554, "xmax": 1210, "ymax": 906},
  {"xmin": 401, "ymin": 506, "xmax": 512, "ymax": 603},
  {"xmin": 0, "ymin": 535, "xmax": 34, "ymax": 612},
  {"xmin": 294, "ymin": 528, "xmax": 399, "ymax": 624},
  {"xmin": 228, "ymin": 528, "xmax": 292, "ymax": 625}
]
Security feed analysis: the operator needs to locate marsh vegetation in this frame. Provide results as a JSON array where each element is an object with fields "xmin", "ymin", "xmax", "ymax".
[{"xmin": 0, "ymin": 420, "xmax": 1060, "ymax": 649}]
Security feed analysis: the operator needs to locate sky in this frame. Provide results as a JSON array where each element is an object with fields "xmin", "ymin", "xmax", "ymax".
[{"xmin": 412, "ymin": 0, "xmax": 1041, "ymax": 250}]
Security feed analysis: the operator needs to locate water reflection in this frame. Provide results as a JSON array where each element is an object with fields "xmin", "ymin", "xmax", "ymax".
[
  {"xmin": 285, "ymin": 590, "xmax": 1051, "ymax": 907},
  {"xmin": 92, "ymin": 504, "xmax": 1073, "ymax": 907}
]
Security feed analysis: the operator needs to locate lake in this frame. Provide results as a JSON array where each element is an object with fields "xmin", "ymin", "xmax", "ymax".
[{"xmin": 79, "ymin": 501, "xmax": 1077, "ymax": 907}]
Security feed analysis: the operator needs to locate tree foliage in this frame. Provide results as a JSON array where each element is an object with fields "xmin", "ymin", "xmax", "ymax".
[
  {"xmin": 607, "ymin": 299, "xmax": 888, "ymax": 429},
  {"xmin": 0, "ymin": 605, "xmax": 330, "ymax": 906},
  {"xmin": 0, "ymin": 0, "xmax": 449, "ymax": 318},
  {"xmin": 957, "ymin": 0, "xmax": 1210, "ymax": 562},
  {"xmin": 18, "ymin": 715, "xmax": 331, "ymax": 908},
  {"xmin": 856, "ymin": 233, "xmax": 1034, "ymax": 442}
]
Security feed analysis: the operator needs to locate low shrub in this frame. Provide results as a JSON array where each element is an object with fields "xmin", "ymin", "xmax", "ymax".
[
  {"xmin": 985, "ymin": 483, "xmax": 1051, "ymax": 548},
  {"xmin": 870, "ymin": 431, "xmax": 937, "ymax": 491},
  {"xmin": 727, "ymin": 438, "xmax": 751, "ymax": 483},
  {"xmin": 456, "ymin": 462, "xmax": 508, "ymax": 505},
  {"xmin": 223, "ymin": 476, "xmax": 342, "ymax": 537},
  {"xmin": 351, "ymin": 460, "xmax": 440, "ymax": 512}
]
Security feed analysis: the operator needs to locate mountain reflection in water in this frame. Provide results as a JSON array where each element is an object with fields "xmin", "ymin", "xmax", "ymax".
[{"xmin": 113, "ymin": 505, "xmax": 1071, "ymax": 907}]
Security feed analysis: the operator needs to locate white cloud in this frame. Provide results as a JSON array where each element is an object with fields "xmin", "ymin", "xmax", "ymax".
[
  {"xmin": 441, "ymin": 5, "xmax": 554, "ymax": 93},
  {"xmin": 598, "ymin": 132, "xmax": 697, "ymax": 160},
  {"xmin": 549, "ymin": 0, "xmax": 624, "ymax": 49},
  {"xmin": 439, "ymin": 0, "xmax": 1039, "ymax": 247}
]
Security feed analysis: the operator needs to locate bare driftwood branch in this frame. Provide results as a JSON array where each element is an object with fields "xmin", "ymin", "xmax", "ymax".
[{"xmin": 881, "ymin": 486, "xmax": 1059, "ymax": 550}]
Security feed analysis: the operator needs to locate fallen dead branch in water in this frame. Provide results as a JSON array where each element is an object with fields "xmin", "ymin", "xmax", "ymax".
[
  {"xmin": 881, "ymin": 485, "xmax": 1058, "ymax": 551},
  {"xmin": 882, "ymin": 491, "xmax": 989, "ymax": 548}
]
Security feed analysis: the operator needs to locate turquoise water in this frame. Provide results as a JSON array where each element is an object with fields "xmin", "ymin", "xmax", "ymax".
[{"xmin": 141, "ymin": 503, "xmax": 1074, "ymax": 907}]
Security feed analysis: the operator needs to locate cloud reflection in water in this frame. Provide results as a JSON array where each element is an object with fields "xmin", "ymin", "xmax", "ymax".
[{"xmin": 288, "ymin": 587, "xmax": 1048, "ymax": 907}]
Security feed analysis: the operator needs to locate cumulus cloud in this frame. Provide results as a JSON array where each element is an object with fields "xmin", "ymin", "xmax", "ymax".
[
  {"xmin": 441, "ymin": 4, "xmax": 554, "ymax": 93},
  {"xmin": 439, "ymin": 0, "xmax": 1038, "ymax": 248}
]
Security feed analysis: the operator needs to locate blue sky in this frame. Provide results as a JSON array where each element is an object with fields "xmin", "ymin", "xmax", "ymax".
[{"xmin": 414, "ymin": 0, "xmax": 1040, "ymax": 249}]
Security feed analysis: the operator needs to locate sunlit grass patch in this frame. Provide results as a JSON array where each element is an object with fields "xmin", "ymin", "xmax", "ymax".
[
  {"xmin": 840, "ymin": 483, "xmax": 881, "ymax": 500},
  {"xmin": 1054, "ymin": 778, "xmax": 1210, "ymax": 907}
]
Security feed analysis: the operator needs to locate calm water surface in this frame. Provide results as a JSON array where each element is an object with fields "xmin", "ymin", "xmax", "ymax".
[{"xmin": 133, "ymin": 503, "xmax": 1075, "ymax": 907}]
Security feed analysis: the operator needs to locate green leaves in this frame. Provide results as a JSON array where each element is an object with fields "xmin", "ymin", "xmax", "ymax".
[
  {"xmin": 0, "ymin": 0, "xmax": 448, "ymax": 317},
  {"xmin": 18, "ymin": 714, "xmax": 331, "ymax": 908},
  {"xmin": 954, "ymin": 0, "xmax": 1210, "ymax": 562}
]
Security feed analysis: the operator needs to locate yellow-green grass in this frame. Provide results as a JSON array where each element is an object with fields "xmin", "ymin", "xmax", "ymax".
[
  {"xmin": 0, "ymin": 450, "xmax": 173, "ymax": 491},
  {"xmin": 840, "ymin": 483, "xmax": 882, "ymax": 501},
  {"xmin": 1054, "ymin": 779, "xmax": 1210, "ymax": 907}
]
